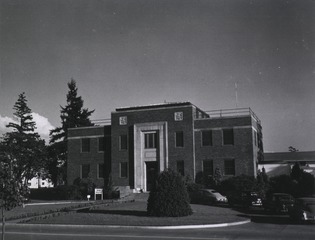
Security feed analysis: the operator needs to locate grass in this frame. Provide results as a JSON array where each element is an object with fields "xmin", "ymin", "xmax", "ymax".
[
  {"xmin": 25, "ymin": 201, "xmax": 247, "ymax": 226},
  {"xmin": 4, "ymin": 199, "xmax": 120, "ymax": 221}
]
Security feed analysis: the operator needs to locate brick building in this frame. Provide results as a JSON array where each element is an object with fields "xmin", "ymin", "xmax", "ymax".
[{"xmin": 67, "ymin": 102, "xmax": 263, "ymax": 194}]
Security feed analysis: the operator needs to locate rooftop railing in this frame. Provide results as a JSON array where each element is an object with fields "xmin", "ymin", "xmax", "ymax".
[{"xmin": 203, "ymin": 107, "xmax": 261, "ymax": 124}]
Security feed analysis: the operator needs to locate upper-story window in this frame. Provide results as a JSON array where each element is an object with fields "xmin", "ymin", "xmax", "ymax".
[
  {"xmin": 175, "ymin": 131, "xmax": 184, "ymax": 147},
  {"xmin": 98, "ymin": 137, "xmax": 104, "ymax": 152},
  {"xmin": 174, "ymin": 112, "xmax": 183, "ymax": 121},
  {"xmin": 202, "ymin": 130, "xmax": 213, "ymax": 146},
  {"xmin": 81, "ymin": 138, "xmax": 90, "ymax": 152},
  {"xmin": 144, "ymin": 132, "xmax": 157, "ymax": 149},
  {"xmin": 223, "ymin": 128, "xmax": 234, "ymax": 145},
  {"xmin": 119, "ymin": 116, "xmax": 127, "ymax": 125},
  {"xmin": 119, "ymin": 134, "xmax": 128, "ymax": 150}
]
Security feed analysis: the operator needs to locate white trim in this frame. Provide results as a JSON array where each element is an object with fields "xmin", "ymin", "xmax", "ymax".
[
  {"xmin": 112, "ymin": 105, "xmax": 192, "ymax": 114},
  {"xmin": 68, "ymin": 135, "xmax": 104, "ymax": 140}
]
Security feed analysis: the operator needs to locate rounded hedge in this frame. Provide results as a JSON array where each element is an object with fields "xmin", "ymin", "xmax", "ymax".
[{"xmin": 147, "ymin": 169, "xmax": 193, "ymax": 217}]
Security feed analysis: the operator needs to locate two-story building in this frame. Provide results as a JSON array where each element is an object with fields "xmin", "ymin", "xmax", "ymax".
[{"xmin": 67, "ymin": 102, "xmax": 263, "ymax": 194}]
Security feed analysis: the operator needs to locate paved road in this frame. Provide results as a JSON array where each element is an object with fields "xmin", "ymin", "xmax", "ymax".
[{"xmin": 1, "ymin": 220, "xmax": 315, "ymax": 240}]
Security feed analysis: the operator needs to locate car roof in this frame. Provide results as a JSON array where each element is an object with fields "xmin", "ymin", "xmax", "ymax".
[{"xmin": 297, "ymin": 198, "xmax": 315, "ymax": 203}]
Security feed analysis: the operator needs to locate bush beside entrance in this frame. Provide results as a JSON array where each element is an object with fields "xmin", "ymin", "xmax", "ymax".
[{"xmin": 147, "ymin": 169, "xmax": 192, "ymax": 217}]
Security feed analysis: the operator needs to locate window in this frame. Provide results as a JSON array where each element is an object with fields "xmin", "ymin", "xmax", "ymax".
[
  {"xmin": 203, "ymin": 160, "xmax": 213, "ymax": 176},
  {"xmin": 224, "ymin": 159, "xmax": 235, "ymax": 176},
  {"xmin": 177, "ymin": 160, "xmax": 185, "ymax": 176},
  {"xmin": 119, "ymin": 135, "xmax": 128, "ymax": 150},
  {"xmin": 98, "ymin": 137, "xmax": 104, "ymax": 152},
  {"xmin": 81, "ymin": 138, "xmax": 90, "ymax": 152},
  {"xmin": 98, "ymin": 163, "xmax": 104, "ymax": 179},
  {"xmin": 175, "ymin": 131, "xmax": 184, "ymax": 147},
  {"xmin": 223, "ymin": 129, "xmax": 234, "ymax": 145},
  {"xmin": 81, "ymin": 164, "xmax": 90, "ymax": 178},
  {"xmin": 253, "ymin": 130, "xmax": 257, "ymax": 146},
  {"xmin": 202, "ymin": 130, "xmax": 212, "ymax": 146},
  {"xmin": 120, "ymin": 162, "xmax": 128, "ymax": 178},
  {"xmin": 144, "ymin": 132, "xmax": 157, "ymax": 149}
]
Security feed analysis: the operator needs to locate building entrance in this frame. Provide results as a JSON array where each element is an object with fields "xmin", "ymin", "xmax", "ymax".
[{"xmin": 146, "ymin": 161, "xmax": 158, "ymax": 191}]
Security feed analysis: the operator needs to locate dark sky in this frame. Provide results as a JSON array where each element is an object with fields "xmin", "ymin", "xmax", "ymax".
[{"xmin": 0, "ymin": 0, "xmax": 314, "ymax": 151}]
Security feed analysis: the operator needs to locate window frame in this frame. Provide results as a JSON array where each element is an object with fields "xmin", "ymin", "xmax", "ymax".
[
  {"xmin": 201, "ymin": 130, "xmax": 213, "ymax": 147},
  {"xmin": 144, "ymin": 132, "xmax": 158, "ymax": 149},
  {"xmin": 81, "ymin": 138, "xmax": 91, "ymax": 153},
  {"xmin": 120, "ymin": 162, "xmax": 128, "ymax": 178},
  {"xmin": 119, "ymin": 134, "xmax": 128, "ymax": 150},
  {"xmin": 203, "ymin": 159, "xmax": 214, "ymax": 176},
  {"xmin": 224, "ymin": 159, "xmax": 235, "ymax": 176},
  {"xmin": 175, "ymin": 131, "xmax": 184, "ymax": 148},
  {"xmin": 98, "ymin": 137, "xmax": 105, "ymax": 152},
  {"xmin": 223, "ymin": 128, "xmax": 234, "ymax": 145}
]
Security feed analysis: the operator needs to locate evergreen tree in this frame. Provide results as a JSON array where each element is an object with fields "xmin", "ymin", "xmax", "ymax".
[
  {"xmin": 0, "ymin": 92, "xmax": 46, "ymax": 209},
  {"xmin": 290, "ymin": 162, "xmax": 303, "ymax": 182},
  {"xmin": 49, "ymin": 79, "xmax": 94, "ymax": 185}
]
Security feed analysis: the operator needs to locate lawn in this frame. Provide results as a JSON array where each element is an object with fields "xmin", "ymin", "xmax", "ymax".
[
  {"xmin": 4, "ymin": 200, "xmax": 117, "ymax": 221},
  {"xmin": 26, "ymin": 201, "xmax": 247, "ymax": 226}
]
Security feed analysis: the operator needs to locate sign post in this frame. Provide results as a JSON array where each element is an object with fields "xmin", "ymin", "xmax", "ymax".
[{"xmin": 94, "ymin": 188, "xmax": 103, "ymax": 201}]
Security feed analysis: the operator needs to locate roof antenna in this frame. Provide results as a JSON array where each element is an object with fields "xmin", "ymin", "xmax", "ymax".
[{"xmin": 235, "ymin": 82, "xmax": 238, "ymax": 108}]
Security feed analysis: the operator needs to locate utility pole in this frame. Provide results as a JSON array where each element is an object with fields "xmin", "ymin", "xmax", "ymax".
[
  {"xmin": 235, "ymin": 82, "xmax": 238, "ymax": 108},
  {"xmin": 1, "ymin": 187, "xmax": 4, "ymax": 240}
]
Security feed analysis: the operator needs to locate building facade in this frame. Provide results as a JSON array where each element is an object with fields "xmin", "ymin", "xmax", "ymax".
[{"xmin": 67, "ymin": 102, "xmax": 263, "ymax": 193}]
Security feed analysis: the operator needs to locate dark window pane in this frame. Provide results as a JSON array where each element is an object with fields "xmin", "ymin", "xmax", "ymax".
[
  {"xmin": 224, "ymin": 159, "xmax": 235, "ymax": 175},
  {"xmin": 81, "ymin": 164, "xmax": 90, "ymax": 178},
  {"xmin": 202, "ymin": 130, "xmax": 212, "ymax": 146},
  {"xmin": 81, "ymin": 138, "xmax": 90, "ymax": 152},
  {"xmin": 120, "ymin": 162, "xmax": 128, "ymax": 178},
  {"xmin": 145, "ymin": 132, "xmax": 157, "ymax": 149},
  {"xmin": 98, "ymin": 163, "xmax": 104, "ymax": 178},
  {"xmin": 98, "ymin": 137, "xmax": 104, "ymax": 152},
  {"xmin": 119, "ymin": 135, "xmax": 127, "ymax": 150},
  {"xmin": 175, "ymin": 131, "xmax": 184, "ymax": 147},
  {"xmin": 203, "ymin": 160, "xmax": 213, "ymax": 176},
  {"xmin": 177, "ymin": 161, "xmax": 185, "ymax": 176},
  {"xmin": 223, "ymin": 129, "xmax": 234, "ymax": 145}
]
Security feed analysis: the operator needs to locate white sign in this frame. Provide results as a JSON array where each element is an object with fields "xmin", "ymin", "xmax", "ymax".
[
  {"xmin": 95, "ymin": 188, "xmax": 103, "ymax": 194},
  {"xmin": 94, "ymin": 188, "xmax": 104, "ymax": 200}
]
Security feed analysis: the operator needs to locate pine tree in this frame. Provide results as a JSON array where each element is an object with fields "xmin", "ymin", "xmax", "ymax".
[
  {"xmin": 48, "ymin": 79, "xmax": 94, "ymax": 185},
  {"xmin": 0, "ymin": 92, "xmax": 46, "ymax": 209}
]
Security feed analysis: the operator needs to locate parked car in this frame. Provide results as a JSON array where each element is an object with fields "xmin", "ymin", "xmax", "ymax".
[
  {"xmin": 263, "ymin": 193, "xmax": 295, "ymax": 213},
  {"xmin": 228, "ymin": 191, "xmax": 263, "ymax": 208},
  {"xmin": 190, "ymin": 189, "xmax": 228, "ymax": 205},
  {"xmin": 289, "ymin": 198, "xmax": 315, "ymax": 223}
]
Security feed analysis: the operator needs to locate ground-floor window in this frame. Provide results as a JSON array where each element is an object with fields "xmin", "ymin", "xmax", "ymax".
[
  {"xmin": 224, "ymin": 159, "xmax": 235, "ymax": 176},
  {"xmin": 120, "ymin": 162, "xmax": 128, "ymax": 178},
  {"xmin": 203, "ymin": 160, "xmax": 213, "ymax": 176},
  {"xmin": 81, "ymin": 164, "xmax": 90, "ymax": 178},
  {"xmin": 98, "ymin": 163, "xmax": 104, "ymax": 179},
  {"xmin": 177, "ymin": 160, "xmax": 185, "ymax": 176}
]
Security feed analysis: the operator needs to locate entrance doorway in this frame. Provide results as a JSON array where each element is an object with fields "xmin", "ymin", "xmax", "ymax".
[{"xmin": 146, "ymin": 161, "xmax": 158, "ymax": 191}]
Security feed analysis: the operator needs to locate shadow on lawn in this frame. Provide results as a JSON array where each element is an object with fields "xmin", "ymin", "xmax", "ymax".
[{"xmin": 78, "ymin": 209, "xmax": 148, "ymax": 217}]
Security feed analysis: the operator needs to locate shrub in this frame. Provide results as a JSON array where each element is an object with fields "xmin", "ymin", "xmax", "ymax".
[
  {"xmin": 30, "ymin": 185, "xmax": 82, "ymax": 200},
  {"xmin": 147, "ymin": 169, "xmax": 192, "ymax": 217}
]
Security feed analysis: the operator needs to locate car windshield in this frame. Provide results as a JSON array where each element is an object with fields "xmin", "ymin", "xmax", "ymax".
[
  {"xmin": 278, "ymin": 196, "xmax": 292, "ymax": 201},
  {"xmin": 306, "ymin": 203, "xmax": 315, "ymax": 213}
]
